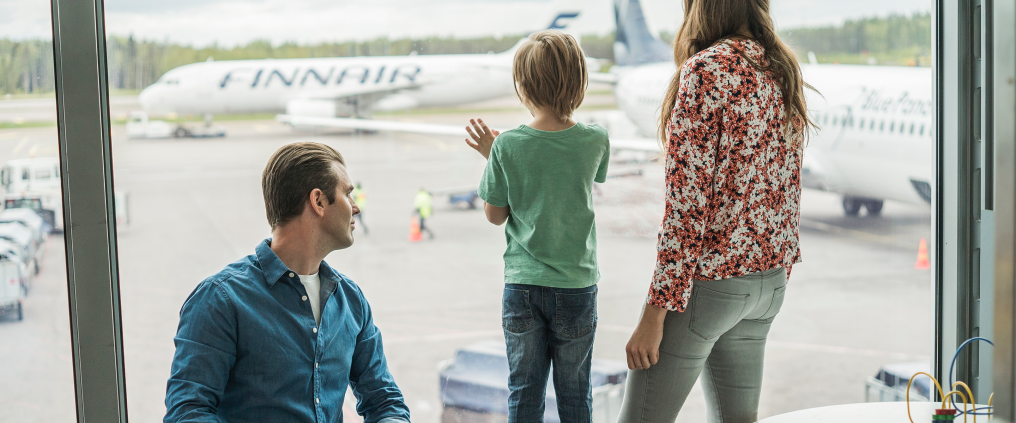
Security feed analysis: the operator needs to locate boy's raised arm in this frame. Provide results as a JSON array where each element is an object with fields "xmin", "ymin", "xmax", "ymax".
[{"xmin": 484, "ymin": 203, "xmax": 510, "ymax": 226}]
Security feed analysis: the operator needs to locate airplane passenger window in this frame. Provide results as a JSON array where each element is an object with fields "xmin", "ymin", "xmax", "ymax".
[
  {"xmin": 910, "ymin": 123, "xmax": 915, "ymax": 135},
  {"xmin": 0, "ymin": 0, "xmax": 78, "ymax": 418},
  {"xmin": 40, "ymin": 1, "xmax": 941, "ymax": 422}
]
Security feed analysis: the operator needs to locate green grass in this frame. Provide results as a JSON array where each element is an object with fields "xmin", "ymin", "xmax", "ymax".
[
  {"xmin": 807, "ymin": 47, "xmax": 931, "ymax": 67},
  {"xmin": 0, "ymin": 121, "xmax": 57, "ymax": 129},
  {"xmin": 0, "ymin": 92, "xmax": 55, "ymax": 100}
]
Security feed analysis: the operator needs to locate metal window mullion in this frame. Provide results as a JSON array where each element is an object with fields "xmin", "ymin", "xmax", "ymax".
[
  {"xmin": 50, "ymin": 0, "xmax": 128, "ymax": 419},
  {"xmin": 991, "ymin": 0, "xmax": 1016, "ymax": 419},
  {"xmin": 936, "ymin": 0, "xmax": 975, "ymax": 392}
]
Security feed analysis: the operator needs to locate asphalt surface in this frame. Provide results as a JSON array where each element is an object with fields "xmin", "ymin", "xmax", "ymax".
[{"xmin": 0, "ymin": 99, "xmax": 933, "ymax": 423}]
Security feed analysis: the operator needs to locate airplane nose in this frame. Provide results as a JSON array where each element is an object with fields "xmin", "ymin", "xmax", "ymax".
[{"xmin": 138, "ymin": 86, "xmax": 159, "ymax": 112}]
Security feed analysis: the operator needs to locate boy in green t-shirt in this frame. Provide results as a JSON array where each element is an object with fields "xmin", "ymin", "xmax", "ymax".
[{"xmin": 464, "ymin": 29, "xmax": 609, "ymax": 423}]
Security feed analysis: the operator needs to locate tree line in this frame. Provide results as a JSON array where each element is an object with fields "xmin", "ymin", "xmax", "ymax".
[{"xmin": 0, "ymin": 12, "xmax": 931, "ymax": 96}]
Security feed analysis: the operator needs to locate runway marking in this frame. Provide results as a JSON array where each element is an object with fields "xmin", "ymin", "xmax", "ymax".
[
  {"xmin": 799, "ymin": 217, "xmax": 911, "ymax": 248},
  {"xmin": 384, "ymin": 329, "xmax": 502, "ymax": 345},
  {"xmin": 0, "ymin": 132, "xmax": 21, "ymax": 139},
  {"xmin": 27, "ymin": 143, "xmax": 40, "ymax": 157},
  {"xmin": 187, "ymin": 192, "xmax": 247, "ymax": 259},
  {"xmin": 766, "ymin": 340, "xmax": 930, "ymax": 361},
  {"xmin": 596, "ymin": 325, "xmax": 929, "ymax": 361},
  {"xmin": 11, "ymin": 137, "xmax": 29, "ymax": 155}
]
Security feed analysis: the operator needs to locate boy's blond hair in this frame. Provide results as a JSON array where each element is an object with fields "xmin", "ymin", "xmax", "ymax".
[{"xmin": 513, "ymin": 30, "xmax": 588, "ymax": 121}]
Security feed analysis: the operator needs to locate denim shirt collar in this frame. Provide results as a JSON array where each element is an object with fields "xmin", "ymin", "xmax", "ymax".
[{"xmin": 255, "ymin": 238, "xmax": 339, "ymax": 287}]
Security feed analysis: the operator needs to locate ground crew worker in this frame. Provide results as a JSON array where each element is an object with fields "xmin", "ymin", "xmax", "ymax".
[
  {"xmin": 414, "ymin": 188, "xmax": 434, "ymax": 239},
  {"xmin": 352, "ymin": 182, "xmax": 368, "ymax": 234}
]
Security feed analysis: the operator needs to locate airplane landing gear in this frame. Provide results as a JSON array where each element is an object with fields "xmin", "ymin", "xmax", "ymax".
[{"xmin": 842, "ymin": 196, "xmax": 884, "ymax": 217}]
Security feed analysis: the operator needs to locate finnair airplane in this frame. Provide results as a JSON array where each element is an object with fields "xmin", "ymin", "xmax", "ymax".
[
  {"xmin": 608, "ymin": 0, "xmax": 933, "ymax": 215},
  {"xmin": 137, "ymin": 6, "xmax": 583, "ymax": 120}
]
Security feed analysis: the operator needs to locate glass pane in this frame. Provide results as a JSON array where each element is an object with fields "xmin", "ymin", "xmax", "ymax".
[
  {"xmin": 0, "ymin": 0, "xmax": 78, "ymax": 419},
  {"xmin": 105, "ymin": 0, "xmax": 934, "ymax": 422}
]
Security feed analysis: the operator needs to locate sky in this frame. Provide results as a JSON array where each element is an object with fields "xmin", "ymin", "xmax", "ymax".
[{"xmin": 1, "ymin": 0, "xmax": 932, "ymax": 46}]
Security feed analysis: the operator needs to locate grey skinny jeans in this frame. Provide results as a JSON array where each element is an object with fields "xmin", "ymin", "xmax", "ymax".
[{"xmin": 617, "ymin": 267, "xmax": 788, "ymax": 423}]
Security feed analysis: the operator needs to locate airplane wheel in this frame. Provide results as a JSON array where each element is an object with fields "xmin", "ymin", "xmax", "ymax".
[
  {"xmin": 842, "ymin": 197, "xmax": 862, "ymax": 217},
  {"xmin": 863, "ymin": 200, "xmax": 884, "ymax": 216}
]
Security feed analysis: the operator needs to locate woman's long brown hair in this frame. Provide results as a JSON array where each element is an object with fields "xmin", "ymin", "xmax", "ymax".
[{"xmin": 659, "ymin": 0, "xmax": 816, "ymax": 148}]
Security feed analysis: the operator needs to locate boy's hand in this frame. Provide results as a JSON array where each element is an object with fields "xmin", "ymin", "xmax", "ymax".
[{"xmin": 465, "ymin": 118, "xmax": 499, "ymax": 159}]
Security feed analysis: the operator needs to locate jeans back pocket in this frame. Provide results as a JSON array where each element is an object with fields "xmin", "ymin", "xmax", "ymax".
[
  {"xmin": 502, "ymin": 287, "xmax": 534, "ymax": 333},
  {"xmin": 757, "ymin": 285, "xmax": 787, "ymax": 322},
  {"xmin": 553, "ymin": 290, "xmax": 597, "ymax": 339},
  {"xmin": 689, "ymin": 284, "xmax": 750, "ymax": 340}
]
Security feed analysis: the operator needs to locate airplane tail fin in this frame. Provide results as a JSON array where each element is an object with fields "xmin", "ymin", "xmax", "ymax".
[
  {"xmin": 500, "ymin": 4, "xmax": 583, "ymax": 57},
  {"xmin": 613, "ymin": 0, "xmax": 672, "ymax": 66}
]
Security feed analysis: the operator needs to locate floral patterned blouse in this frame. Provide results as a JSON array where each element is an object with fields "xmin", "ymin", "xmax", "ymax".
[{"xmin": 649, "ymin": 39, "xmax": 803, "ymax": 312}]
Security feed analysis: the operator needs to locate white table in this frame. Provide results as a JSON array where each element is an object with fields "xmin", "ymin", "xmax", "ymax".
[{"xmin": 758, "ymin": 402, "xmax": 988, "ymax": 423}]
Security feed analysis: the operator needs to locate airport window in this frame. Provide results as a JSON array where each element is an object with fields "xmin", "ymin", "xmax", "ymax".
[
  {"xmin": 4, "ymin": 0, "xmax": 955, "ymax": 421},
  {"xmin": 0, "ymin": 0, "xmax": 77, "ymax": 417}
]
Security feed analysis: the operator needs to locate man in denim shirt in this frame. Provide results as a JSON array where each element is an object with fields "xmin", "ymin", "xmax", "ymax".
[{"xmin": 165, "ymin": 142, "xmax": 410, "ymax": 423}]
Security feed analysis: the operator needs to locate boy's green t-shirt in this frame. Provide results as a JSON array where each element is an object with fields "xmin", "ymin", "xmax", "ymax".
[{"xmin": 478, "ymin": 122, "xmax": 610, "ymax": 288}]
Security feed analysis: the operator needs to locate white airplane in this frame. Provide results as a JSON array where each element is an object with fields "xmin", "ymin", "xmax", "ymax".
[
  {"xmin": 137, "ymin": 6, "xmax": 583, "ymax": 121},
  {"xmin": 608, "ymin": 0, "xmax": 933, "ymax": 216}
]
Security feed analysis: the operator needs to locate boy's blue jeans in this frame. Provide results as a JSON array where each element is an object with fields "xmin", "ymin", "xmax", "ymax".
[{"xmin": 502, "ymin": 284, "xmax": 597, "ymax": 423}]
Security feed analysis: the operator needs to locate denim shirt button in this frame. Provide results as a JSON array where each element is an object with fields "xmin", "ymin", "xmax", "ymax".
[
  {"xmin": 302, "ymin": 296, "xmax": 308, "ymax": 301},
  {"xmin": 312, "ymin": 327, "xmax": 318, "ymax": 333},
  {"xmin": 289, "ymin": 272, "xmax": 295, "ymax": 278}
]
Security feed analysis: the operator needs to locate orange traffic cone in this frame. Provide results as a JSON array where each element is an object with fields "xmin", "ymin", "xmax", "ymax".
[
  {"xmin": 408, "ymin": 216, "xmax": 422, "ymax": 242},
  {"xmin": 915, "ymin": 238, "xmax": 930, "ymax": 270}
]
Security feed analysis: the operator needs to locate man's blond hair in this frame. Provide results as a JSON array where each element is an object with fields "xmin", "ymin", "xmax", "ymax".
[{"xmin": 513, "ymin": 30, "xmax": 588, "ymax": 121}]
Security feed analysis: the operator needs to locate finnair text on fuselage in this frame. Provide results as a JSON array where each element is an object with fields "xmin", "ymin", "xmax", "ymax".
[
  {"xmin": 218, "ymin": 64, "xmax": 423, "ymax": 89},
  {"xmin": 140, "ymin": 54, "xmax": 516, "ymax": 116}
]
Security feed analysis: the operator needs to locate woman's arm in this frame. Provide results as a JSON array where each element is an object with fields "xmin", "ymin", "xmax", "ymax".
[
  {"xmin": 626, "ymin": 56, "xmax": 728, "ymax": 370},
  {"xmin": 484, "ymin": 202, "xmax": 509, "ymax": 226}
]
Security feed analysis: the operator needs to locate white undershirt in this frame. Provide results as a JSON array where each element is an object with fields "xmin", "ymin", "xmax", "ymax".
[{"xmin": 300, "ymin": 273, "xmax": 322, "ymax": 325}]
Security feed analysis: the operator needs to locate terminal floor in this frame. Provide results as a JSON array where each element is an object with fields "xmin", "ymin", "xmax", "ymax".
[{"xmin": 0, "ymin": 115, "xmax": 931, "ymax": 422}]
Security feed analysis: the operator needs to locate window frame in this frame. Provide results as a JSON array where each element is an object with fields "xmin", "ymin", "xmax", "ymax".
[
  {"xmin": 44, "ymin": 0, "xmax": 1016, "ymax": 420},
  {"xmin": 50, "ymin": 0, "xmax": 128, "ymax": 419}
]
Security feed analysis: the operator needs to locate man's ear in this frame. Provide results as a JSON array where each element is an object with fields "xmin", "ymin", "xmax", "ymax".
[{"xmin": 309, "ymin": 188, "xmax": 327, "ymax": 217}]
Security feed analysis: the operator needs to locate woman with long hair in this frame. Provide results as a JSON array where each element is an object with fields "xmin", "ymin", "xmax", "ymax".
[{"xmin": 618, "ymin": 1, "xmax": 814, "ymax": 422}]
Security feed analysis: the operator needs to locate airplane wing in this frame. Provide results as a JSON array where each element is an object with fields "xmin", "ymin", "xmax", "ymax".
[
  {"xmin": 277, "ymin": 114, "xmax": 481, "ymax": 136},
  {"xmin": 277, "ymin": 114, "xmax": 662, "ymax": 153},
  {"xmin": 588, "ymin": 72, "xmax": 619, "ymax": 84},
  {"xmin": 610, "ymin": 137, "xmax": 660, "ymax": 152},
  {"xmin": 300, "ymin": 81, "xmax": 422, "ymax": 101}
]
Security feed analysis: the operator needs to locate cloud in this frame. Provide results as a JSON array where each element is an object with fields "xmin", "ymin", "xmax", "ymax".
[{"xmin": 0, "ymin": 0, "xmax": 932, "ymax": 45}]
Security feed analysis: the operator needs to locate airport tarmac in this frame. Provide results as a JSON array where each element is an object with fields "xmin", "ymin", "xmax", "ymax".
[{"xmin": 0, "ymin": 101, "xmax": 932, "ymax": 423}]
